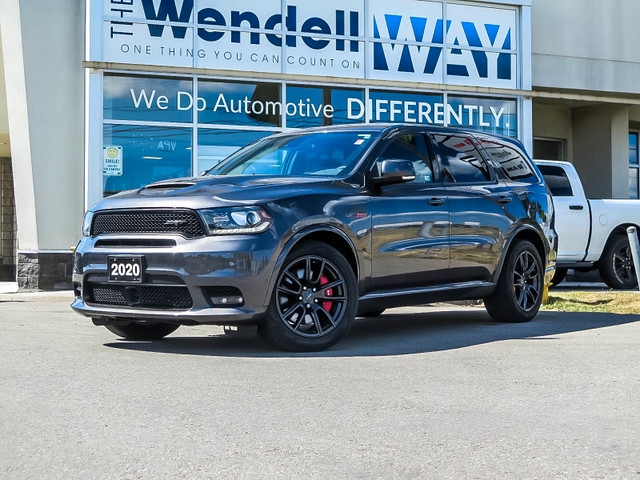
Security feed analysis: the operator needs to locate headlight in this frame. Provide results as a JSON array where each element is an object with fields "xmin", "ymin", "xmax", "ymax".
[
  {"xmin": 198, "ymin": 207, "xmax": 272, "ymax": 235},
  {"xmin": 82, "ymin": 211, "xmax": 94, "ymax": 237}
]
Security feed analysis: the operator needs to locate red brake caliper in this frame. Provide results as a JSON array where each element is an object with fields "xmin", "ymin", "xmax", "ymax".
[{"xmin": 320, "ymin": 276, "xmax": 333, "ymax": 312}]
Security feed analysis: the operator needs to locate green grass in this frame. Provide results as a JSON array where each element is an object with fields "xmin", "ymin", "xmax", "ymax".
[{"xmin": 543, "ymin": 290, "xmax": 640, "ymax": 314}]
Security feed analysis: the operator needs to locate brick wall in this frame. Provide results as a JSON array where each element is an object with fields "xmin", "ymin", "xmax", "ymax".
[{"xmin": 0, "ymin": 157, "xmax": 16, "ymax": 281}]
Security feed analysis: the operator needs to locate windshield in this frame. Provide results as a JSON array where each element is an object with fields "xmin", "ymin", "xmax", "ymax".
[{"xmin": 208, "ymin": 130, "xmax": 379, "ymax": 177}]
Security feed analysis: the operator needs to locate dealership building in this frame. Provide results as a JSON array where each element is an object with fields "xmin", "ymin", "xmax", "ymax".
[{"xmin": 1, "ymin": 0, "xmax": 639, "ymax": 289}]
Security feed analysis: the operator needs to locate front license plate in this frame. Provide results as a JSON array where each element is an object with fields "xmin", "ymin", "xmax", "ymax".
[{"xmin": 108, "ymin": 256, "xmax": 143, "ymax": 283}]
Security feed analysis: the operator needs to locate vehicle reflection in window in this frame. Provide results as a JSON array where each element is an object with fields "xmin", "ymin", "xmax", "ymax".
[
  {"xmin": 432, "ymin": 134, "xmax": 491, "ymax": 183},
  {"xmin": 481, "ymin": 140, "xmax": 538, "ymax": 182},
  {"xmin": 376, "ymin": 133, "xmax": 433, "ymax": 184}
]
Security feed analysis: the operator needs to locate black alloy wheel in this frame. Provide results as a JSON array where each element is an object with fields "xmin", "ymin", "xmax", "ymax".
[
  {"xmin": 259, "ymin": 241, "xmax": 357, "ymax": 351},
  {"xmin": 599, "ymin": 235, "xmax": 638, "ymax": 289},
  {"xmin": 612, "ymin": 244, "xmax": 635, "ymax": 284},
  {"xmin": 276, "ymin": 255, "xmax": 347, "ymax": 338},
  {"xmin": 513, "ymin": 250, "xmax": 542, "ymax": 312},
  {"xmin": 484, "ymin": 240, "xmax": 543, "ymax": 323}
]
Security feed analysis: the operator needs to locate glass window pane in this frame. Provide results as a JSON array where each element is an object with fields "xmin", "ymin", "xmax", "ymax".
[
  {"xmin": 104, "ymin": 75, "xmax": 193, "ymax": 123},
  {"xmin": 629, "ymin": 168, "xmax": 639, "ymax": 199},
  {"xmin": 197, "ymin": 129, "xmax": 274, "ymax": 173},
  {"xmin": 537, "ymin": 165, "xmax": 574, "ymax": 197},
  {"xmin": 285, "ymin": 86, "xmax": 325, "ymax": 129},
  {"xmin": 285, "ymin": 86, "xmax": 365, "ymax": 128},
  {"xmin": 629, "ymin": 133, "xmax": 638, "ymax": 165},
  {"xmin": 447, "ymin": 95, "xmax": 517, "ymax": 137},
  {"xmin": 103, "ymin": 125, "xmax": 192, "ymax": 196},
  {"xmin": 481, "ymin": 140, "xmax": 538, "ymax": 182},
  {"xmin": 369, "ymin": 90, "xmax": 443, "ymax": 123},
  {"xmin": 377, "ymin": 134, "xmax": 433, "ymax": 184},
  {"xmin": 433, "ymin": 134, "xmax": 491, "ymax": 183},
  {"xmin": 331, "ymin": 88, "xmax": 366, "ymax": 125},
  {"xmin": 198, "ymin": 80, "xmax": 281, "ymax": 127}
]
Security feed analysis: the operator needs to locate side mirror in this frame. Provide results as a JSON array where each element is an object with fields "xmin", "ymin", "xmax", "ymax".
[{"xmin": 372, "ymin": 159, "xmax": 416, "ymax": 186}]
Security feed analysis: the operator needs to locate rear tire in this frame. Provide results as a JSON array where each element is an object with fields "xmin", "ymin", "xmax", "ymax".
[
  {"xmin": 485, "ymin": 240, "xmax": 543, "ymax": 323},
  {"xmin": 599, "ymin": 235, "xmax": 638, "ymax": 289},
  {"xmin": 105, "ymin": 322, "xmax": 179, "ymax": 340},
  {"xmin": 258, "ymin": 241, "xmax": 357, "ymax": 352}
]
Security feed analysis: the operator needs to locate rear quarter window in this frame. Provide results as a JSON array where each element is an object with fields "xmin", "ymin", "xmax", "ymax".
[
  {"xmin": 481, "ymin": 140, "xmax": 539, "ymax": 183},
  {"xmin": 537, "ymin": 164, "xmax": 574, "ymax": 196}
]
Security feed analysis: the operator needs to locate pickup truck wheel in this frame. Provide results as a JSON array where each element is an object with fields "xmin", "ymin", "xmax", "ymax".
[
  {"xmin": 550, "ymin": 267, "xmax": 568, "ymax": 287},
  {"xmin": 104, "ymin": 322, "xmax": 179, "ymax": 340},
  {"xmin": 599, "ymin": 235, "xmax": 637, "ymax": 289},
  {"xmin": 485, "ymin": 240, "xmax": 543, "ymax": 323},
  {"xmin": 258, "ymin": 241, "xmax": 357, "ymax": 352}
]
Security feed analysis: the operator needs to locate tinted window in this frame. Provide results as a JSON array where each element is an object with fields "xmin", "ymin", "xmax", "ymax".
[
  {"xmin": 482, "ymin": 140, "xmax": 538, "ymax": 182},
  {"xmin": 432, "ymin": 135, "xmax": 491, "ymax": 183},
  {"xmin": 537, "ymin": 165, "xmax": 574, "ymax": 196},
  {"xmin": 377, "ymin": 133, "xmax": 434, "ymax": 184}
]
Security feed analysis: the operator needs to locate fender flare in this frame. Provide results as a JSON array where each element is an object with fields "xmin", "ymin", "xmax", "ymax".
[
  {"xmin": 262, "ymin": 224, "xmax": 360, "ymax": 305},
  {"xmin": 492, "ymin": 224, "xmax": 548, "ymax": 284}
]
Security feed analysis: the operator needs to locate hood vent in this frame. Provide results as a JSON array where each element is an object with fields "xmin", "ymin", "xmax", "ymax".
[{"xmin": 144, "ymin": 181, "xmax": 196, "ymax": 190}]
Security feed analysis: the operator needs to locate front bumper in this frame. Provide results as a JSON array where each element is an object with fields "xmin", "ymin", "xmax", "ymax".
[{"xmin": 71, "ymin": 232, "xmax": 280, "ymax": 325}]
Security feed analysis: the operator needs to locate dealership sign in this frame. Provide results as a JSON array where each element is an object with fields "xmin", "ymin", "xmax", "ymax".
[{"xmin": 98, "ymin": 0, "xmax": 518, "ymax": 88}]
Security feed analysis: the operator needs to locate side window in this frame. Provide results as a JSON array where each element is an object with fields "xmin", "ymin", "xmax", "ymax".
[
  {"xmin": 537, "ymin": 165, "xmax": 574, "ymax": 196},
  {"xmin": 377, "ymin": 133, "xmax": 434, "ymax": 184},
  {"xmin": 481, "ymin": 140, "xmax": 539, "ymax": 183},
  {"xmin": 432, "ymin": 135, "xmax": 491, "ymax": 183}
]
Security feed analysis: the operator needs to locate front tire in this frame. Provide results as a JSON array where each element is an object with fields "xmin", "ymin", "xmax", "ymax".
[
  {"xmin": 485, "ymin": 240, "xmax": 543, "ymax": 323},
  {"xmin": 105, "ymin": 322, "xmax": 179, "ymax": 340},
  {"xmin": 599, "ymin": 235, "xmax": 638, "ymax": 289},
  {"xmin": 258, "ymin": 241, "xmax": 357, "ymax": 352}
]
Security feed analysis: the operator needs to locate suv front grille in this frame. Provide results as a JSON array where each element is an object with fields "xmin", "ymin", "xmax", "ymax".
[
  {"xmin": 92, "ymin": 210, "xmax": 206, "ymax": 238},
  {"xmin": 86, "ymin": 284, "xmax": 193, "ymax": 309}
]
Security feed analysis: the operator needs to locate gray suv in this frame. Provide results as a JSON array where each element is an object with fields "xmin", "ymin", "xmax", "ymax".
[{"xmin": 72, "ymin": 125, "xmax": 556, "ymax": 351}]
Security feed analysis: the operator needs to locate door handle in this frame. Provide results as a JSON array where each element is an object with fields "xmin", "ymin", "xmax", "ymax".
[
  {"xmin": 569, "ymin": 205, "xmax": 584, "ymax": 210},
  {"xmin": 496, "ymin": 195, "xmax": 512, "ymax": 204},
  {"xmin": 428, "ymin": 197, "xmax": 446, "ymax": 206}
]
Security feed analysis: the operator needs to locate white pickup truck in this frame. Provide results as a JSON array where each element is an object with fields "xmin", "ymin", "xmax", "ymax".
[{"xmin": 535, "ymin": 160, "xmax": 639, "ymax": 289}]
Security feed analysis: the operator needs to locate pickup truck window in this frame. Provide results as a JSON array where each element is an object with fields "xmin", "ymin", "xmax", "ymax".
[
  {"xmin": 537, "ymin": 164, "xmax": 574, "ymax": 196},
  {"xmin": 432, "ymin": 134, "xmax": 491, "ymax": 183},
  {"xmin": 482, "ymin": 141, "xmax": 538, "ymax": 183}
]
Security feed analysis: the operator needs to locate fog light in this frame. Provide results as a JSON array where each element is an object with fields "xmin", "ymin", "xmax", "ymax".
[
  {"xmin": 202, "ymin": 286, "xmax": 245, "ymax": 308},
  {"xmin": 211, "ymin": 296, "xmax": 244, "ymax": 306}
]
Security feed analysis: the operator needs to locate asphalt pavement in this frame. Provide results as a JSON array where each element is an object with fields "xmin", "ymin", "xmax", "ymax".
[{"xmin": 1, "ymin": 292, "xmax": 639, "ymax": 479}]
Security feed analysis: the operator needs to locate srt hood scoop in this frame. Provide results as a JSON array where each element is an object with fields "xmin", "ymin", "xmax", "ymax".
[{"xmin": 144, "ymin": 181, "xmax": 197, "ymax": 190}]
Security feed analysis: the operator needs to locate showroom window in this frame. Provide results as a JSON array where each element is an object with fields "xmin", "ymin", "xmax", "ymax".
[
  {"xmin": 103, "ymin": 124, "xmax": 192, "ymax": 196},
  {"xmin": 102, "ymin": 73, "xmax": 520, "ymax": 197},
  {"xmin": 630, "ymin": 132, "xmax": 639, "ymax": 199}
]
